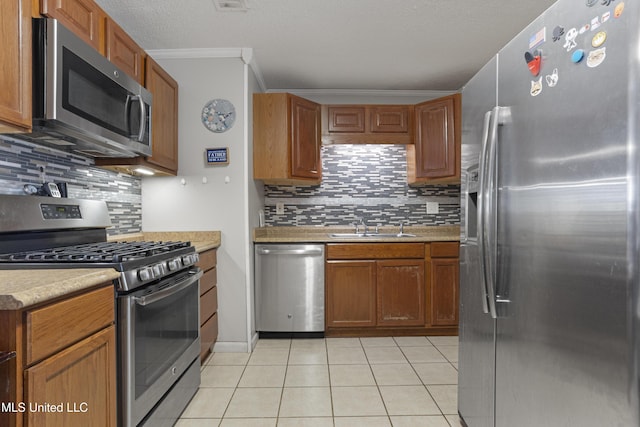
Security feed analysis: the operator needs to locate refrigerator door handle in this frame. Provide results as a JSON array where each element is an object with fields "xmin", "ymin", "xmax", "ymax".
[
  {"xmin": 477, "ymin": 110, "xmax": 493, "ymax": 315},
  {"xmin": 483, "ymin": 106, "xmax": 502, "ymax": 319}
]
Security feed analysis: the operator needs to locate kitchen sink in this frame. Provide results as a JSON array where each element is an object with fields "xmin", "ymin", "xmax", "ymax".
[{"xmin": 328, "ymin": 232, "xmax": 417, "ymax": 238}]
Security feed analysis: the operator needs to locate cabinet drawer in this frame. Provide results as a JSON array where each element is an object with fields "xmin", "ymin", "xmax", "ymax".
[
  {"xmin": 200, "ymin": 266, "xmax": 217, "ymax": 296},
  {"xmin": 326, "ymin": 243, "xmax": 425, "ymax": 260},
  {"xmin": 200, "ymin": 286, "xmax": 218, "ymax": 326},
  {"xmin": 26, "ymin": 285, "xmax": 114, "ymax": 365},
  {"xmin": 430, "ymin": 242, "xmax": 459, "ymax": 258},
  {"xmin": 197, "ymin": 249, "xmax": 217, "ymax": 271}
]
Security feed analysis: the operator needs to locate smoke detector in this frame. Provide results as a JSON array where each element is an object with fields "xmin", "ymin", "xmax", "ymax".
[{"xmin": 212, "ymin": 0, "xmax": 249, "ymax": 12}]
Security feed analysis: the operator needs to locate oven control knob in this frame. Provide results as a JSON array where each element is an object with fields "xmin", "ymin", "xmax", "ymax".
[
  {"xmin": 152, "ymin": 263, "xmax": 165, "ymax": 277},
  {"xmin": 182, "ymin": 254, "xmax": 199, "ymax": 266},
  {"xmin": 138, "ymin": 268, "xmax": 152, "ymax": 281},
  {"xmin": 168, "ymin": 258, "xmax": 181, "ymax": 271}
]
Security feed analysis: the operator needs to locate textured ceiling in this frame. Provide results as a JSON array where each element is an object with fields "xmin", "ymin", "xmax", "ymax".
[{"xmin": 95, "ymin": 0, "xmax": 556, "ymax": 91}]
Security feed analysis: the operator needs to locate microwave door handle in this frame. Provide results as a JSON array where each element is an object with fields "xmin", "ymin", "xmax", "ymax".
[
  {"xmin": 124, "ymin": 95, "xmax": 146, "ymax": 143},
  {"xmin": 133, "ymin": 269, "xmax": 203, "ymax": 306},
  {"xmin": 125, "ymin": 94, "xmax": 137, "ymax": 138},
  {"xmin": 136, "ymin": 95, "xmax": 147, "ymax": 143}
]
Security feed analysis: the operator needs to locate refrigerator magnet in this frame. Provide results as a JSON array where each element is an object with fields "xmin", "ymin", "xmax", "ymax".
[
  {"xmin": 586, "ymin": 47, "xmax": 607, "ymax": 68},
  {"xmin": 564, "ymin": 28, "xmax": 578, "ymax": 51},
  {"xmin": 592, "ymin": 31, "xmax": 607, "ymax": 48},
  {"xmin": 614, "ymin": 3, "xmax": 624, "ymax": 18},
  {"xmin": 524, "ymin": 51, "xmax": 542, "ymax": 76},
  {"xmin": 552, "ymin": 26, "xmax": 565, "ymax": 42},
  {"xmin": 545, "ymin": 69, "xmax": 559, "ymax": 87},
  {"xmin": 530, "ymin": 77, "xmax": 543, "ymax": 97}
]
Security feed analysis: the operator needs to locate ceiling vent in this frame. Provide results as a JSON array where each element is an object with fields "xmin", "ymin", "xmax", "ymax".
[{"xmin": 212, "ymin": 0, "xmax": 249, "ymax": 12}]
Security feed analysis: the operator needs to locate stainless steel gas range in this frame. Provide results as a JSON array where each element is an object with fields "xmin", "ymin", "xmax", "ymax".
[{"xmin": 0, "ymin": 195, "xmax": 201, "ymax": 427}]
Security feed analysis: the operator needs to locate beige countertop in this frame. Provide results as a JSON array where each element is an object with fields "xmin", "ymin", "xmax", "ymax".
[
  {"xmin": 0, "ymin": 231, "xmax": 221, "ymax": 311},
  {"xmin": 0, "ymin": 269, "xmax": 120, "ymax": 310},
  {"xmin": 110, "ymin": 231, "xmax": 221, "ymax": 252},
  {"xmin": 253, "ymin": 225, "xmax": 460, "ymax": 243}
]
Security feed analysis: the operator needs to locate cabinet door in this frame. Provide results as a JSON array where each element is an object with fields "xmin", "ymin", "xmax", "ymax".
[
  {"xmin": 290, "ymin": 95, "xmax": 321, "ymax": 179},
  {"xmin": 430, "ymin": 257, "xmax": 459, "ymax": 326},
  {"xmin": 41, "ymin": 0, "xmax": 104, "ymax": 53},
  {"xmin": 377, "ymin": 259, "xmax": 425, "ymax": 326},
  {"xmin": 328, "ymin": 106, "xmax": 365, "ymax": 133},
  {"xmin": 145, "ymin": 56, "xmax": 179, "ymax": 174},
  {"xmin": 326, "ymin": 260, "xmax": 376, "ymax": 328},
  {"xmin": 105, "ymin": 19, "xmax": 144, "ymax": 84},
  {"xmin": 413, "ymin": 94, "xmax": 460, "ymax": 180},
  {"xmin": 0, "ymin": 0, "xmax": 32, "ymax": 131},
  {"xmin": 25, "ymin": 326, "xmax": 116, "ymax": 427},
  {"xmin": 370, "ymin": 106, "xmax": 409, "ymax": 133}
]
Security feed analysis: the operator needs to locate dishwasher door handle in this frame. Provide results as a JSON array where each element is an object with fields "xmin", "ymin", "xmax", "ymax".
[{"xmin": 257, "ymin": 248, "xmax": 323, "ymax": 256}]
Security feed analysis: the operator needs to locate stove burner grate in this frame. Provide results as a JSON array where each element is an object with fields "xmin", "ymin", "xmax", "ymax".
[{"xmin": 0, "ymin": 241, "xmax": 192, "ymax": 264}]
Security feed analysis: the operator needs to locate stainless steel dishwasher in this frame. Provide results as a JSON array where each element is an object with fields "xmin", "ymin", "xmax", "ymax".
[{"xmin": 255, "ymin": 243, "xmax": 325, "ymax": 336}]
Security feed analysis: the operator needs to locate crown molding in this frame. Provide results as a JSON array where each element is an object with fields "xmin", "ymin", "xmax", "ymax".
[
  {"xmin": 146, "ymin": 48, "xmax": 266, "ymax": 92},
  {"xmin": 268, "ymin": 88, "xmax": 456, "ymax": 98}
]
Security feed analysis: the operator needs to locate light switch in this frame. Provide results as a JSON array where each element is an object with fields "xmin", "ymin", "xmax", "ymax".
[
  {"xmin": 276, "ymin": 203, "xmax": 285, "ymax": 215},
  {"xmin": 426, "ymin": 202, "xmax": 439, "ymax": 214}
]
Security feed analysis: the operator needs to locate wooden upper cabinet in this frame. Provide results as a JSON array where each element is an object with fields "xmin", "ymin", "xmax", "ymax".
[
  {"xmin": 322, "ymin": 104, "xmax": 413, "ymax": 144},
  {"xmin": 40, "ymin": 0, "xmax": 105, "ymax": 54},
  {"xmin": 254, "ymin": 93, "xmax": 322, "ymax": 185},
  {"xmin": 105, "ymin": 19, "xmax": 145, "ymax": 84},
  {"xmin": 328, "ymin": 106, "xmax": 365, "ymax": 133},
  {"xmin": 291, "ymin": 96, "xmax": 322, "ymax": 180},
  {"xmin": 0, "ymin": 0, "xmax": 32, "ymax": 132},
  {"xmin": 370, "ymin": 106, "xmax": 409, "ymax": 133},
  {"xmin": 144, "ymin": 56, "xmax": 179, "ymax": 174},
  {"xmin": 407, "ymin": 94, "xmax": 461, "ymax": 184}
]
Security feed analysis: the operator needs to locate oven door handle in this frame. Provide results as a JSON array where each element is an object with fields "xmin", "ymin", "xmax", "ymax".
[{"xmin": 133, "ymin": 269, "xmax": 203, "ymax": 307}]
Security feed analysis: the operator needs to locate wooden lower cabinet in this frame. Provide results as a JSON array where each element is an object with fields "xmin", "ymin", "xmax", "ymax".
[
  {"xmin": 377, "ymin": 260, "xmax": 425, "ymax": 326},
  {"xmin": 325, "ymin": 242, "xmax": 458, "ymax": 336},
  {"xmin": 24, "ymin": 326, "xmax": 116, "ymax": 427},
  {"xmin": 197, "ymin": 248, "xmax": 218, "ymax": 363},
  {"xmin": 0, "ymin": 283, "xmax": 116, "ymax": 427},
  {"xmin": 427, "ymin": 243, "xmax": 460, "ymax": 327},
  {"xmin": 326, "ymin": 260, "xmax": 377, "ymax": 328}
]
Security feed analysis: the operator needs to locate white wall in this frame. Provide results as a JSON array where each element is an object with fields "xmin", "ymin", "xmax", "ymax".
[{"xmin": 142, "ymin": 56, "xmax": 264, "ymax": 352}]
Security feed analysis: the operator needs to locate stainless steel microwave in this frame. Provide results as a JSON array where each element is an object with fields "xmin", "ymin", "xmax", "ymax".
[{"xmin": 18, "ymin": 18, "xmax": 153, "ymax": 158}]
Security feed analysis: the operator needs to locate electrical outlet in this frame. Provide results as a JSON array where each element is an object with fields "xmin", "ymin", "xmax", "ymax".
[
  {"xmin": 276, "ymin": 202, "xmax": 285, "ymax": 215},
  {"xmin": 426, "ymin": 202, "xmax": 439, "ymax": 214}
]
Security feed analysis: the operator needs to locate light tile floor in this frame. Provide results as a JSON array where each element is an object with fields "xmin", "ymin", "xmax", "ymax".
[{"xmin": 178, "ymin": 336, "xmax": 463, "ymax": 427}]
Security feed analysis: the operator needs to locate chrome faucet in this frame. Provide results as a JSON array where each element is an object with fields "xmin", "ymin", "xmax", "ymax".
[
  {"xmin": 360, "ymin": 218, "xmax": 368, "ymax": 235},
  {"xmin": 399, "ymin": 221, "xmax": 405, "ymax": 235}
]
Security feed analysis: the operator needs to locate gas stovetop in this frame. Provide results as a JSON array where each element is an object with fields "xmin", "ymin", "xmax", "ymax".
[
  {"xmin": 0, "ymin": 195, "xmax": 199, "ymax": 292},
  {"xmin": 0, "ymin": 241, "xmax": 192, "ymax": 265}
]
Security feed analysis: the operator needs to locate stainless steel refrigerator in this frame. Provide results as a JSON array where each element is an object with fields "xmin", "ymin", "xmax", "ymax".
[{"xmin": 459, "ymin": 0, "xmax": 640, "ymax": 426}]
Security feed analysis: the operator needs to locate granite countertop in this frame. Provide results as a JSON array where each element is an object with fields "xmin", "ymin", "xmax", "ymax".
[
  {"xmin": 0, "ymin": 231, "xmax": 222, "ymax": 311},
  {"xmin": 0, "ymin": 268, "xmax": 121, "ymax": 310},
  {"xmin": 253, "ymin": 225, "xmax": 460, "ymax": 243},
  {"xmin": 111, "ymin": 231, "xmax": 221, "ymax": 252}
]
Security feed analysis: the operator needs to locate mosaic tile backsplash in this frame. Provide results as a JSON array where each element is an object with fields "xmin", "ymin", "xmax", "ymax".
[
  {"xmin": 264, "ymin": 144, "xmax": 460, "ymax": 227},
  {"xmin": 0, "ymin": 136, "xmax": 141, "ymax": 235}
]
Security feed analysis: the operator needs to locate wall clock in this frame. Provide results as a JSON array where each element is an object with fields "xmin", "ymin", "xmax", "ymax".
[{"xmin": 201, "ymin": 98, "xmax": 236, "ymax": 133}]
